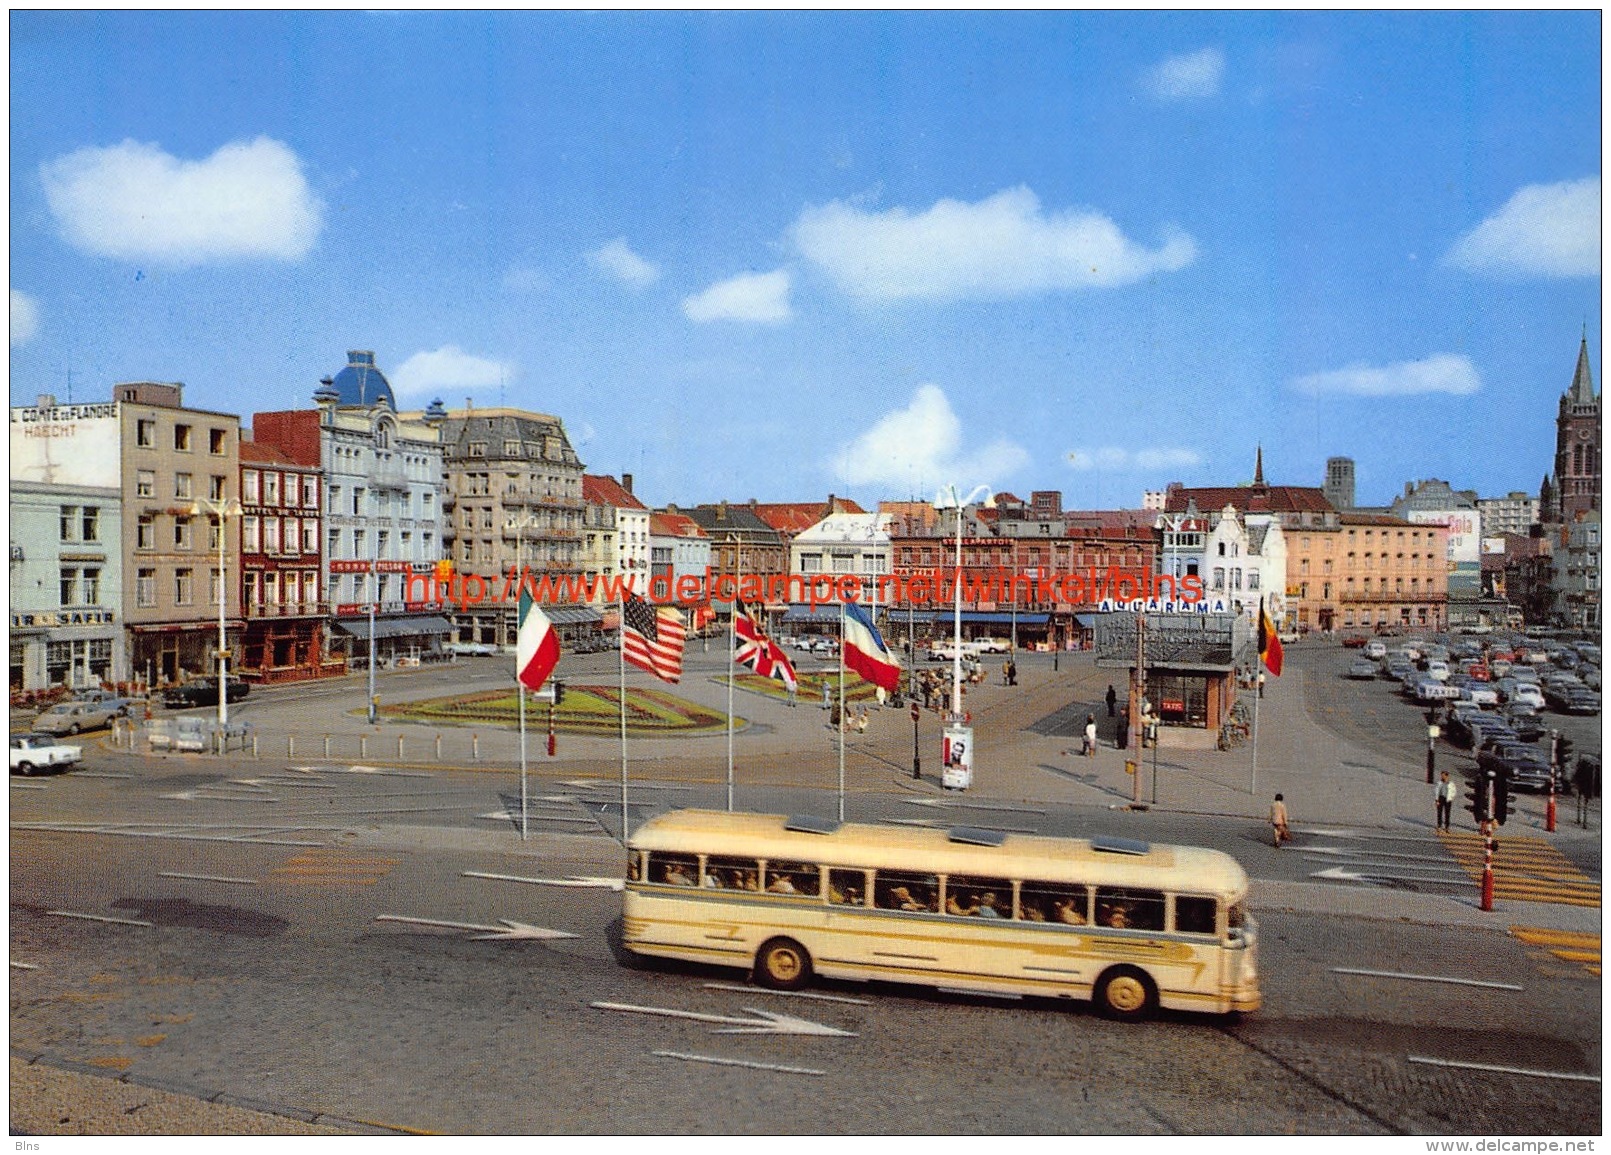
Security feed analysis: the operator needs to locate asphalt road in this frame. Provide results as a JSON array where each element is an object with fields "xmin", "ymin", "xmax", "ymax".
[{"xmin": 10, "ymin": 646, "xmax": 1602, "ymax": 1135}]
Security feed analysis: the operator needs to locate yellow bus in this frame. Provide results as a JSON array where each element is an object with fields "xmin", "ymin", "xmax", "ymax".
[{"xmin": 621, "ymin": 809, "xmax": 1260, "ymax": 1019}]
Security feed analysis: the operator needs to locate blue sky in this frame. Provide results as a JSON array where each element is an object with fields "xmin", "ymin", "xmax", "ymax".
[{"xmin": 10, "ymin": 10, "xmax": 1601, "ymax": 512}]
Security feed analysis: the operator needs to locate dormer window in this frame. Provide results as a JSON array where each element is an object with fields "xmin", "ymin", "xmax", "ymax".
[{"xmin": 375, "ymin": 421, "xmax": 393, "ymax": 450}]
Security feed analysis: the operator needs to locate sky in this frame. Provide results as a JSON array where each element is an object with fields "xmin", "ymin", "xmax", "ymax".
[{"xmin": 9, "ymin": 10, "xmax": 1602, "ymax": 513}]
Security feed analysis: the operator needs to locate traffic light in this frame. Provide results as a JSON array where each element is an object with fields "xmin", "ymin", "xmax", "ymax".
[
  {"xmin": 1465, "ymin": 772, "xmax": 1490, "ymax": 824},
  {"xmin": 1493, "ymin": 768, "xmax": 1511, "ymax": 826},
  {"xmin": 552, "ymin": 680, "xmax": 566, "ymax": 707}
]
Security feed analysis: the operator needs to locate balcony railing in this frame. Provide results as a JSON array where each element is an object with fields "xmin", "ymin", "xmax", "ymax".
[
  {"xmin": 244, "ymin": 601, "xmax": 329, "ymax": 619},
  {"xmin": 1338, "ymin": 590, "xmax": 1449, "ymax": 604}
]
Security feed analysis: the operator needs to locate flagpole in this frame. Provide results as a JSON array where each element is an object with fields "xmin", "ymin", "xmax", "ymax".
[
  {"xmin": 727, "ymin": 562, "xmax": 741, "ymax": 813},
  {"xmin": 519, "ymin": 682, "xmax": 528, "ymax": 842},
  {"xmin": 1251, "ymin": 600, "xmax": 1262, "ymax": 796},
  {"xmin": 838, "ymin": 600, "xmax": 846, "ymax": 824},
  {"xmin": 619, "ymin": 588, "xmax": 629, "ymax": 842}
]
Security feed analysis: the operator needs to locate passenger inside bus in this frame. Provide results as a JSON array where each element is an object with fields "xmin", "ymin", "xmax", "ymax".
[
  {"xmin": 1053, "ymin": 898, "xmax": 1086, "ymax": 925},
  {"xmin": 768, "ymin": 873, "xmax": 798, "ymax": 894},
  {"xmin": 976, "ymin": 892, "xmax": 1003, "ymax": 918},
  {"xmin": 1019, "ymin": 898, "xmax": 1046, "ymax": 921},
  {"xmin": 661, "ymin": 862, "xmax": 695, "ymax": 886},
  {"xmin": 946, "ymin": 890, "xmax": 979, "ymax": 916},
  {"xmin": 1100, "ymin": 902, "xmax": 1131, "ymax": 928}
]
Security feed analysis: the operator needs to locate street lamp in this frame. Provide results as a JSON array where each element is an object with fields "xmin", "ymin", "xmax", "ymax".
[
  {"xmin": 191, "ymin": 497, "xmax": 244, "ymax": 734},
  {"xmin": 933, "ymin": 485, "xmax": 991, "ymax": 719}
]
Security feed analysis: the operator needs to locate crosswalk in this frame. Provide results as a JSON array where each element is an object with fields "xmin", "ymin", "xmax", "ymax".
[
  {"xmin": 1436, "ymin": 831, "xmax": 1601, "ymax": 908},
  {"xmin": 1510, "ymin": 925, "xmax": 1602, "ymax": 977}
]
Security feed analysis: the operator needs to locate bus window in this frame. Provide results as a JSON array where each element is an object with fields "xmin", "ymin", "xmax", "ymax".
[
  {"xmin": 650, "ymin": 852, "xmax": 699, "ymax": 886},
  {"xmin": 1021, "ymin": 881, "xmax": 1087, "ymax": 925},
  {"xmin": 944, "ymin": 875, "xmax": 1010, "ymax": 918},
  {"xmin": 625, "ymin": 851, "xmax": 642, "ymax": 882},
  {"xmin": 764, "ymin": 861, "xmax": 819, "ymax": 896},
  {"xmin": 706, "ymin": 856, "xmax": 761, "ymax": 890},
  {"xmin": 828, "ymin": 868, "xmax": 867, "ymax": 906},
  {"xmin": 874, "ymin": 871, "xmax": 938, "ymax": 913},
  {"xmin": 1095, "ymin": 887, "xmax": 1165, "ymax": 931},
  {"xmin": 1174, "ymin": 895, "xmax": 1218, "ymax": 935}
]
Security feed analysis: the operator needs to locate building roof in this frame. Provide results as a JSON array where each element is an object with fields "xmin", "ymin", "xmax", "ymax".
[
  {"xmin": 1569, "ymin": 334, "xmax": 1598, "ymax": 405},
  {"xmin": 749, "ymin": 496, "xmax": 866, "ymax": 535},
  {"xmin": 1163, "ymin": 485, "xmax": 1334, "ymax": 516},
  {"xmin": 326, "ymin": 351, "xmax": 396, "ymax": 408},
  {"xmin": 1338, "ymin": 512, "xmax": 1424, "ymax": 528},
  {"xmin": 1066, "ymin": 509, "xmax": 1161, "ymax": 532},
  {"xmin": 650, "ymin": 512, "xmax": 709, "ymax": 539},
  {"xmin": 584, "ymin": 473, "xmax": 648, "ymax": 511},
  {"xmin": 683, "ymin": 503, "xmax": 783, "ymax": 539},
  {"xmin": 239, "ymin": 439, "xmax": 313, "ymax": 470}
]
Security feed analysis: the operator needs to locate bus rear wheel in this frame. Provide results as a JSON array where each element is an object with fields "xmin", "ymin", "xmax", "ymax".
[
  {"xmin": 755, "ymin": 937, "xmax": 812, "ymax": 991},
  {"xmin": 1094, "ymin": 965, "xmax": 1156, "ymax": 1021}
]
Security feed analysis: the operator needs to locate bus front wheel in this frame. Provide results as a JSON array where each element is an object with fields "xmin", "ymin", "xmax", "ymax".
[
  {"xmin": 1094, "ymin": 965, "xmax": 1156, "ymax": 1021},
  {"xmin": 755, "ymin": 937, "xmax": 812, "ymax": 991}
]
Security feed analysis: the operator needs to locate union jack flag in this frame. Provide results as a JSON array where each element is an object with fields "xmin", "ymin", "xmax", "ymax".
[
  {"xmin": 733, "ymin": 600, "xmax": 797, "ymax": 693},
  {"xmin": 622, "ymin": 595, "xmax": 685, "ymax": 683}
]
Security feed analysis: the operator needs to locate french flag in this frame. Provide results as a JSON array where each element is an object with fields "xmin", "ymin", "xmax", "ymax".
[
  {"xmin": 516, "ymin": 589, "xmax": 560, "ymax": 692},
  {"xmin": 841, "ymin": 601, "xmax": 901, "ymax": 693}
]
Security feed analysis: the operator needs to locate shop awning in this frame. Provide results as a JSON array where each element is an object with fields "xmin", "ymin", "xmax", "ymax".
[
  {"xmin": 542, "ymin": 606, "xmax": 603, "ymax": 626},
  {"xmin": 333, "ymin": 614, "xmax": 454, "ymax": 640}
]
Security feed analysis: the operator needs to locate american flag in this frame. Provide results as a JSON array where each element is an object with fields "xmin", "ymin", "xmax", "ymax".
[
  {"xmin": 733, "ymin": 599, "xmax": 797, "ymax": 692},
  {"xmin": 622, "ymin": 595, "xmax": 685, "ymax": 683}
]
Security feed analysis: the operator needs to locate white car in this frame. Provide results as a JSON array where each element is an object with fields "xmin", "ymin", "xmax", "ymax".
[
  {"xmin": 1458, "ymin": 684, "xmax": 1500, "ymax": 708},
  {"xmin": 1363, "ymin": 641, "xmax": 1387, "ymax": 660},
  {"xmin": 972, "ymin": 638, "xmax": 1012, "ymax": 654},
  {"xmin": 10, "ymin": 732, "xmax": 83, "ymax": 776},
  {"xmin": 1424, "ymin": 661, "xmax": 1450, "ymax": 682},
  {"xmin": 1510, "ymin": 684, "xmax": 1546, "ymax": 709}
]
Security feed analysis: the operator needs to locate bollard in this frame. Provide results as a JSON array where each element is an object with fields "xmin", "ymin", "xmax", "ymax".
[
  {"xmin": 360, "ymin": 735, "xmax": 368, "ymax": 759},
  {"xmin": 252, "ymin": 734, "xmax": 259, "ymax": 759},
  {"xmin": 1547, "ymin": 784, "xmax": 1558, "ymax": 833},
  {"xmin": 1480, "ymin": 835, "xmax": 1495, "ymax": 912},
  {"xmin": 435, "ymin": 733, "xmax": 442, "ymax": 761},
  {"xmin": 398, "ymin": 735, "xmax": 405, "ymax": 760},
  {"xmin": 289, "ymin": 734, "xmax": 295, "ymax": 758},
  {"xmin": 472, "ymin": 733, "xmax": 480, "ymax": 761},
  {"xmin": 324, "ymin": 735, "xmax": 331, "ymax": 758}
]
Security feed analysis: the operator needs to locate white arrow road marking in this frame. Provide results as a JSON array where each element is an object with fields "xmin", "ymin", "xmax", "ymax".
[
  {"xmin": 882, "ymin": 818, "xmax": 942, "ymax": 828},
  {"xmin": 652, "ymin": 1050, "xmax": 825, "ymax": 1076},
  {"xmin": 462, "ymin": 871, "xmax": 624, "ymax": 890},
  {"xmin": 1407, "ymin": 1055, "xmax": 1600, "ymax": 1083},
  {"xmin": 474, "ymin": 812, "xmax": 596, "ymax": 825},
  {"xmin": 12, "ymin": 961, "xmax": 39, "ymax": 970},
  {"xmin": 1332, "ymin": 967, "xmax": 1523, "ymax": 990},
  {"xmin": 590, "ymin": 1000, "xmax": 856, "ymax": 1037},
  {"xmin": 1290, "ymin": 845, "xmax": 1472, "ymax": 866},
  {"xmin": 73, "ymin": 771, "xmax": 134, "ymax": 780},
  {"xmin": 1309, "ymin": 866, "xmax": 1472, "ymax": 886},
  {"xmin": 160, "ymin": 790, "xmax": 280, "ymax": 804},
  {"xmin": 11, "ymin": 783, "xmax": 48, "ymax": 791},
  {"xmin": 47, "ymin": 910, "xmax": 154, "ymax": 927},
  {"xmin": 158, "ymin": 871, "xmax": 258, "ymax": 885},
  {"xmin": 344, "ymin": 765, "xmax": 433, "ymax": 778},
  {"xmin": 373, "ymin": 914, "xmax": 579, "ymax": 941}
]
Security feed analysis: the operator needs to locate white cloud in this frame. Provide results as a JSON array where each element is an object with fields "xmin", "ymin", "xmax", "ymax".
[
  {"xmin": 11, "ymin": 291, "xmax": 40, "ymax": 346},
  {"xmin": 392, "ymin": 345, "xmax": 515, "ymax": 399},
  {"xmin": 682, "ymin": 269, "xmax": 792, "ymax": 323},
  {"xmin": 836, "ymin": 383, "xmax": 1030, "ymax": 489},
  {"xmin": 791, "ymin": 186, "xmax": 1196, "ymax": 302},
  {"xmin": 1141, "ymin": 48, "xmax": 1225, "ymax": 101},
  {"xmin": 1066, "ymin": 446, "xmax": 1203, "ymax": 471},
  {"xmin": 40, "ymin": 136, "xmax": 322, "ymax": 265},
  {"xmin": 1288, "ymin": 353, "xmax": 1481, "ymax": 397},
  {"xmin": 1445, "ymin": 177, "xmax": 1600, "ymax": 278},
  {"xmin": 587, "ymin": 238, "xmax": 660, "ymax": 288}
]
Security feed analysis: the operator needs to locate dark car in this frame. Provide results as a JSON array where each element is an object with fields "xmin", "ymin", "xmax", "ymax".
[
  {"xmin": 162, "ymin": 678, "xmax": 250, "ymax": 709},
  {"xmin": 1501, "ymin": 708, "xmax": 1546, "ymax": 743},
  {"xmin": 1475, "ymin": 749, "xmax": 1556, "ymax": 794}
]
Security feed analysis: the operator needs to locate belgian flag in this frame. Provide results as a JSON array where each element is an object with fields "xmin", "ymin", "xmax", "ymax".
[{"xmin": 1257, "ymin": 598, "xmax": 1284, "ymax": 677}]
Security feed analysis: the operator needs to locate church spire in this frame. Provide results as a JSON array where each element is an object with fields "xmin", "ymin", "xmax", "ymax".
[
  {"xmin": 1569, "ymin": 333, "xmax": 1597, "ymax": 405},
  {"xmin": 1252, "ymin": 444, "xmax": 1266, "ymax": 488}
]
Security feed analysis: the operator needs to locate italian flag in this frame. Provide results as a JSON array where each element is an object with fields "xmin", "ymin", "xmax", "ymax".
[{"xmin": 516, "ymin": 589, "xmax": 560, "ymax": 692}]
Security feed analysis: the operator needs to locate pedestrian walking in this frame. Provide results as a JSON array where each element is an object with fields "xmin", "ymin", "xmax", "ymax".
[
  {"xmin": 821, "ymin": 682, "xmax": 831, "ymax": 711},
  {"xmin": 1002, "ymin": 660, "xmax": 1011, "ymax": 687},
  {"xmin": 1117, "ymin": 706, "xmax": 1129, "ymax": 750},
  {"xmin": 1435, "ymin": 771, "xmax": 1455, "ymax": 831},
  {"xmin": 1105, "ymin": 684, "xmax": 1117, "ymax": 717},
  {"xmin": 1269, "ymin": 793, "xmax": 1290, "ymax": 848},
  {"xmin": 1083, "ymin": 714, "xmax": 1097, "ymax": 758},
  {"xmin": 1257, "ymin": 671, "xmax": 1266, "ymax": 698},
  {"xmin": 1007, "ymin": 657, "xmax": 1017, "ymax": 686}
]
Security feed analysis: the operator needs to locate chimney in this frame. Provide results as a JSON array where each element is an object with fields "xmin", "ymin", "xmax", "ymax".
[
  {"xmin": 36, "ymin": 394, "xmax": 55, "ymax": 410},
  {"xmin": 622, "ymin": 473, "xmax": 633, "ymax": 495}
]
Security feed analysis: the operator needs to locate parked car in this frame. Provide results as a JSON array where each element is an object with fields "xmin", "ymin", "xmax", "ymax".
[
  {"xmin": 32, "ymin": 699, "xmax": 120, "ymax": 735},
  {"xmin": 1476, "ymin": 748, "xmax": 1556, "ymax": 794},
  {"xmin": 971, "ymin": 638, "xmax": 1012, "ymax": 654},
  {"xmin": 1423, "ymin": 660, "xmax": 1450, "ymax": 682},
  {"xmin": 161, "ymin": 678, "xmax": 250, "ymax": 709},
  {"xmin": 10, "ymin": 732, "xmax": 83, "ymax": 776},
  {"xmin": 446, "ymin": 641, "xmax": 498, "ymax": 657},
  {"xmin": 1556, "ymin": 687, "xmax": 1601, "ymax": 716},
  {"xmin": 1363, "ymin": 641, "xmax": 1388, "ymax": 660},
  {"xmin": 1345, "ymin": 659, "xmax": 1378, "ymax": 680},
  {"xmin": 70, "ymin": 688, "xmax": 136, "ymax": 716},
  {"xmin": 1342, "ymin": 634, "xmax": 1369, "ymax": 649},
  {"xmin": 810, "ymin": 637, "xmax": 838, "ymax": 654},
  {"xmin": 1453, "ymin": 682, "xmax": 1499, "ymax": 708},
  {"xmin": 1501, "ymin": 704, "xmax": 1546, "ymax": 742}
]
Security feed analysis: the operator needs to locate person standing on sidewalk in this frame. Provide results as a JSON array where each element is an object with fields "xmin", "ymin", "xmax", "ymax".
[
  {"xmin": 1083, "ymin": 714, "xmax": 1098, "ymax": 758},
  {"xmin": 1435, "ymin": 771, "xmax": 1456, "ymax": 831},
  {"xmin": 1105, "ymin": 685, "xmax": 1117, "ymax": 717},
  {"xmin": 1269, "ymin": 793, "xmax": 1290, "ymax": 847}
]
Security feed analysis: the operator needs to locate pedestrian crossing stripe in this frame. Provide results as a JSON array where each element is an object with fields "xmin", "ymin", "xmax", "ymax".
[
  {"xmin": 1510, "ymin": 926, "xmax": 1602, "ymax": 977},
  {"xmin": 271, "ymin": 848, "xmax": 399, "ymax": 886},
  {"xmin": 1437, "ymin": 832, "xmax": 1601, "ymax": 908}
]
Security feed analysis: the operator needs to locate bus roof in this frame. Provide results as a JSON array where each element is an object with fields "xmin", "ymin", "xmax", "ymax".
[{"xmin": 628, "ymin": 809, "xmax": 1248, "ymax": 897}]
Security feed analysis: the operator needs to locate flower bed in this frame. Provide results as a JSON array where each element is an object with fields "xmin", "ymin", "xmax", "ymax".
[{"xmin": 377, "ymin": 684, "xmax": 740, "ymax": 735}]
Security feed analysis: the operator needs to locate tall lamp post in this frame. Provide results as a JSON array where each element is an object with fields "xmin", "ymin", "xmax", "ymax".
[
  {"xmin": 933, "ymin": 484, "xmax": 990, "ymax": 790},
  {"xmin": 192, "ymin": 497, "xmax": 244, "ymax": 734}
]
